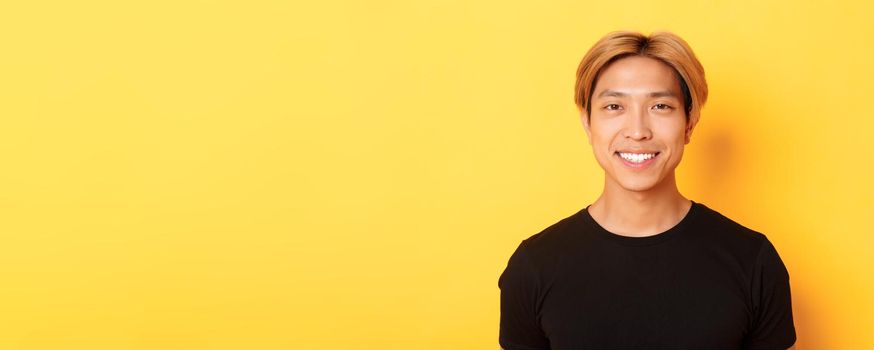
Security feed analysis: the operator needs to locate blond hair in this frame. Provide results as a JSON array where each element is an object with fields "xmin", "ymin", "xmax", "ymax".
[{"xmin": 574, "ymin": 31, "xmax": 708, "ymax": 125}]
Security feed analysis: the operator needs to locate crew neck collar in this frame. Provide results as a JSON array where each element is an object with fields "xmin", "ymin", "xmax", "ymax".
[{"xmin": 580, "ymin": 200, "xmax": 700, "ymax": 246}]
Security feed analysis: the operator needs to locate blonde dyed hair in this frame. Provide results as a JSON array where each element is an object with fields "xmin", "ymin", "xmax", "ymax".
[{"xmin": 574, "ymin": 31, "xmax": 708, "ymax": 125}]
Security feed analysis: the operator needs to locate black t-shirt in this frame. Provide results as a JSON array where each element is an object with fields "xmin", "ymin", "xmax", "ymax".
[{"xmin": 498, "ymin": 201, "xmax": 796, "ymax": 350}]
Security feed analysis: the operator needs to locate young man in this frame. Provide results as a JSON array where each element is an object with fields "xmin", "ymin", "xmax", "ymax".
[{"xmin": 498, "ymin": 31, "xmax": 796, "ymax": 349}]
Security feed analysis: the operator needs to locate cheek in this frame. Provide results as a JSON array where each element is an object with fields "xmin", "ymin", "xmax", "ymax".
[
  {"xmin": 655, "ymin": 123, "xmax": 687, "ymax": 143},
  {"xmin": 592, "ymin": 136, "xmax": 616, "ymax": 164},
  {"xmin": 591, "ymin": 132, "xmax": 613, "ymax": 152},
  {"xmin": 589, "ymin": 123, "xmax": 619, "ymax": 145}
]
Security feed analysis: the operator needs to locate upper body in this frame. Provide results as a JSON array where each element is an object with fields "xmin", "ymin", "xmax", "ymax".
[
  {"xmin": 498, "ymin": 200, "xmax": 796, "ymax": 349},
  {"xmin": 499, "ymin": 31, "xmax": 796, "ymax": 349}
]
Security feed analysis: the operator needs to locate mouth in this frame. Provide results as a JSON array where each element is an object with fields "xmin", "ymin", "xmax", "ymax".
[{"xmin": 614, "ymin": 151, "xmax": 660, "ymax": 168}]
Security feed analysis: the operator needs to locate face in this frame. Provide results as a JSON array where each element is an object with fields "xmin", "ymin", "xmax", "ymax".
[{"xmin": 581, "ymin": 56, "xmax": 696, "ymax": 193}]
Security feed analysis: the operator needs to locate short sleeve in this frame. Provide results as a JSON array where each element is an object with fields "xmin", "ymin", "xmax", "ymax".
[
  {"xmin": 498, "ymin": 241, "xmax": 550, "ymax": 350},
  {"xmin": 745, "ymin": 239, "xmax": 797, "ymax": 350}
]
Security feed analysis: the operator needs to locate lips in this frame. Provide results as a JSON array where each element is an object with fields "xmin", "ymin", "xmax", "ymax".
[{"xmin": 614, "ymin": 151, "xmax": 660, "ymax": 168}]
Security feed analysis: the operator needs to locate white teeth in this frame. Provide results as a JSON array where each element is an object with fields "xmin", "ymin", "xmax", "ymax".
[{"xmin": 618, "ymin": 152, "xmax": 657, "ymax": 163}]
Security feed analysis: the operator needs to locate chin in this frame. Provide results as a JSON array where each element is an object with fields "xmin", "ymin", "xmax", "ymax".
[
  {"xmin": 613, "ymin": 177, "xmax": 662, "ymax": 193},
  {"xmin": 619, "ymin": 183, "xmax": 658, "ymax": 193}
]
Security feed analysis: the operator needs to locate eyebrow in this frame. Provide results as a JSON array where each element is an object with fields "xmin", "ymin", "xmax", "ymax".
[{"xmin": 597, "ymin": 89, "xmax": 678, "ymax": 98}]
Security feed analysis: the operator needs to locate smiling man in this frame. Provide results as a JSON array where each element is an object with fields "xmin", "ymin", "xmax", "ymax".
[{"xmin": 498, "ymin": 31, "xmax": 796, "ymax": 349}]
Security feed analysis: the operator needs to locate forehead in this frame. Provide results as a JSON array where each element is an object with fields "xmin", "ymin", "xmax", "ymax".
[{"xmin": 593, "ymin": 56, "xmax": 682, "ymax": 97}]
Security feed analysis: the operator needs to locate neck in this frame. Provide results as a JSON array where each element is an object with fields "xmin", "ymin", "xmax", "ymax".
[{"xmin": 588, "ymin": 172, "xmax": 692, "ymax": 237}]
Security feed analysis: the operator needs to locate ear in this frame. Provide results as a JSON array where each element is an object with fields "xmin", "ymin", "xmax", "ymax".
[
  {"xmin": 684, "ymin": 116, "xmax": 698, "ymax": 144},
  {"xmin": 580, "ymin": 111, "xmax": 593, "ymax": 145}
]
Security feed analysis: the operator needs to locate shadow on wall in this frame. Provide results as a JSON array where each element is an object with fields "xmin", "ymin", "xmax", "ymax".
[{"xmin": 685, "ymin": 85, "xmax": 822, "ymax": 349}]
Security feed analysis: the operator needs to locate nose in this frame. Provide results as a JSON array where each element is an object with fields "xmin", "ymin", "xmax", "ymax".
[{"xmin": 622, "ymin": 106, "xmax": 652, "ymax": 141}]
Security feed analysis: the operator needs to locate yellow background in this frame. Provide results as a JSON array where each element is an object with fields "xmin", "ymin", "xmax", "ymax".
[{"xmin": 1, "ymin": 0, "xmax": 872, "ymax": 349}]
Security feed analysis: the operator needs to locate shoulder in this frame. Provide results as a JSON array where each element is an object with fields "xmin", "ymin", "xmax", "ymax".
[
  {"xmin": 690, "ymin": 202, "xmax": 774, "ymax": 262},
  {"xmin": 502, "ymin": 208, "xmax": 590, "ymax": 278},
  {"xmin": 693, "ymin": 202, "xmax": 763, "ymax": 238},
  {"xmin": 499, "ymin": 210, "xmax": 582, "ymax": 289},
  {"xmin": 518, "ymin": 208, "xmax": 586, "ymax": 255}
]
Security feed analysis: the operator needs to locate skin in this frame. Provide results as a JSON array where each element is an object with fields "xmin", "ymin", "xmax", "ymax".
[
  {"xmin": 501, "ymin": 55, "xmax": 798, "ymax": 350},
  {"xmin": 581, "ymin": 55, "xmax": 697, "ymax": 237},
  {"xmin": 582, "ymin": 57, "xmax": 797, "ymax": 349}
]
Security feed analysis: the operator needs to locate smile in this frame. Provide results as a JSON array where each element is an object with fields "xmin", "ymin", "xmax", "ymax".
[{"xmin": 615, "ymin": 151, "xmax": 660, "ymax": 168}]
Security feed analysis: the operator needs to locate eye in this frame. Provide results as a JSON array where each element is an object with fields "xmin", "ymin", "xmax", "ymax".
[
  {"xmin": 604, "ymin": 103, "xmax": 621, "ymax": 111},
  {"xmin": 653, "ymin": 103, "xmax": 673, "ymax": 110}
]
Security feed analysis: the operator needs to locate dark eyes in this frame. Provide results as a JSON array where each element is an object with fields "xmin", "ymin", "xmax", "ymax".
[{"xmin": 602, "ymin": 103, "xmax": 674, "ymax": 111}]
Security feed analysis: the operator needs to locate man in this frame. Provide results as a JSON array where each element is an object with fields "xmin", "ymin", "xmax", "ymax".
[{"xmin": 498, "ymin": 31, "xmax": 796, "ymax": 349}]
